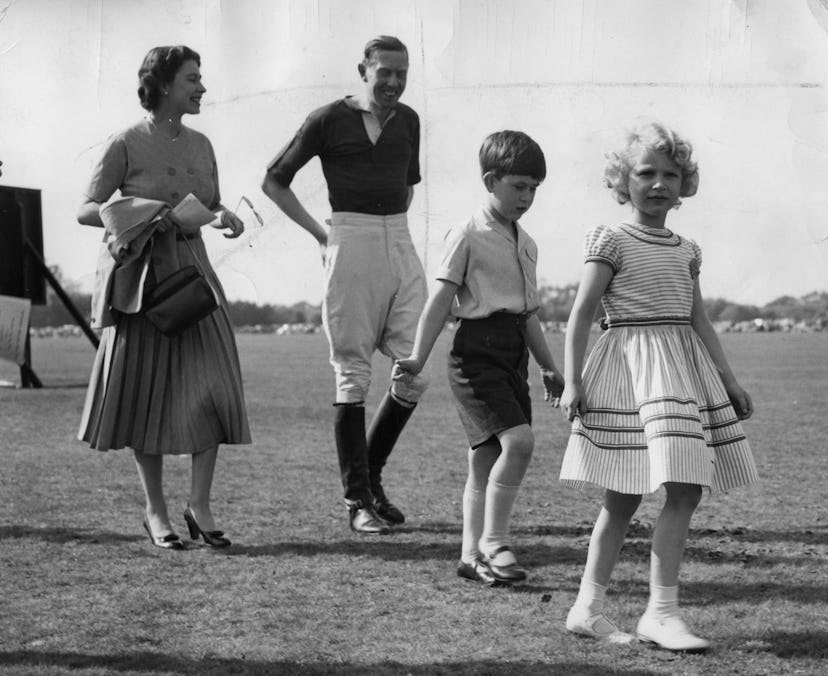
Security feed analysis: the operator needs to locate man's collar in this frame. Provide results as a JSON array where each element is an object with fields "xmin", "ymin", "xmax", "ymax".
[{"xmin": 345, "ymin": 95, "xmax": 396, "ymax": 122}]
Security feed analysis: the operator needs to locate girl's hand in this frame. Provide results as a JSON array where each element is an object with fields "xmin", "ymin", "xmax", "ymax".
[
  {"xmin": 540, "ymin": 367, "xmax": 565, "ymax": 408},
  {"xmin": 214, "ymin": 210, "xmax": 245, "ymax": 239},
  {"xmin": 726, "ymin": 382, "xmax": 754, "ymax": 420},
  {"xmin": 393, "ymin": 357, "xmax": 423, "ymax": 378},
  {"xmin": 560, "ymin": 382, "xmax": 585, "ymax": 422}
]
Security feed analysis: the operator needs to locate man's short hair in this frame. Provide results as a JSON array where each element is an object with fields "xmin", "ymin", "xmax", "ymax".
[
  {"xmin": 362, "ymin": 35, "xmax": 408, "ymax": 65},
  {"xmin": 479, "ymin": 131, "xmax": 546, "ymax": 182}
]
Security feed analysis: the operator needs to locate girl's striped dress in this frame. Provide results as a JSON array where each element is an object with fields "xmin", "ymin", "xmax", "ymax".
[{"xmin": 559, "ymin": 222, "xmax": 758, "ymax": 494}]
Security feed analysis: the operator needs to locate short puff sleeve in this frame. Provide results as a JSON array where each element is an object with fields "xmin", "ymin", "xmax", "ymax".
[
  {"xmin": 584, "ymin": 224, "xmax": 620, "ymax": 272},
  {"xmin": 688, "ymin": 238, "xmax": 702, "ymax": 279}
]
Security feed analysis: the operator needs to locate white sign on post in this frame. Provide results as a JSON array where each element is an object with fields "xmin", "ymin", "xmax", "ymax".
[{"xmin": 0, "ymin": 295, "xmax": 32, "ymax": 365}]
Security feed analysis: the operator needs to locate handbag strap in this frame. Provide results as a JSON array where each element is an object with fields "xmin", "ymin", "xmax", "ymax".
[{"xmin": 175, "ymin": 226, "xmax": 209, "ymax": 277}]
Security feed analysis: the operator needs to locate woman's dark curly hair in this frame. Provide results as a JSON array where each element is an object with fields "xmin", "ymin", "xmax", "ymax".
[{"xmin": 137, "ymin": 45, "xmax": 201, "ymax": 112}]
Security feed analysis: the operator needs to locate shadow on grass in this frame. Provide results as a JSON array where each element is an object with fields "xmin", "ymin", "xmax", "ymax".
[
  {"xmin": 683, "ymin": 580, "xmax": 828, "ymax": 606},
  {"xmin": 764, "ymin": 630, "xmax": 828, "ymax": 659},
  {"xmin": 223, "ymin": 538, "xmax": 582, "ymax": 567},
  {"xmin": 0, "ymin": 525, "xmax": 140, "ymax": 544},
  {"xmin": 613, "ymin": 540, "xmax": 824, "ymax": 569},
  {"xmin": 0, "ymin": 651, "xmax": 662, "ymax": 675},
  {"xmin": 521, "ymin": 522, "xmax": 828, "ymax": 546}
]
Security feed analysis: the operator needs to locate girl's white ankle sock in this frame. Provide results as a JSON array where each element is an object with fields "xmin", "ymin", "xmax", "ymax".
[
  {"xmin": 646, "ymin": 584, "xmax": 679, "ymax": 619},
  {"xmin": 574, "ymin": 579, "xmax": 608, "ymax": 616}
]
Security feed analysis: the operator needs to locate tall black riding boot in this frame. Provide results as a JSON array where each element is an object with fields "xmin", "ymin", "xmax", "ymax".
[
  {"xmin": 367, "ymin": 391, "xmax": 416, "ymax": 524},
  {"xmin": 334, "ymin": 404, "xmax": 390, "ymax": 535}
]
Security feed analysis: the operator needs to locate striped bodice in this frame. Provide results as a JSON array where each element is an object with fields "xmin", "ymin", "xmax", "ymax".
[{"xmin": 585, "ymin": 222, "xmax": 701, "ymax": 328}]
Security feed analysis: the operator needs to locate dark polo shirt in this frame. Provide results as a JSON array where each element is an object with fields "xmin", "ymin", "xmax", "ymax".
[{"xmin": 266, "ymin": 97, "xmax": 420, "ymax": 215}]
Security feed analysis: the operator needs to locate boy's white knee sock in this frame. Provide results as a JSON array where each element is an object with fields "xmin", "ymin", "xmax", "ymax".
[
  {"xmin": 645, "ymin": 584, "xmax": 679, "ymax": 619},
  {"xmin": 573, "ymin": 578, "xmax": 608, "ymax": 616},
  {"xmin": 460, "ymin": 478, "xmax": 485, "ymax": 564},
  {"xmin": 479, "ymin": 480, "xmax": 520, "ymax": 557}
]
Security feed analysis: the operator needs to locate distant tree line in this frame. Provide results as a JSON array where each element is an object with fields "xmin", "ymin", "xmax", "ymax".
[{"xmin": 25, "ymin": 267, "xmax": 828, "ymax": 329}]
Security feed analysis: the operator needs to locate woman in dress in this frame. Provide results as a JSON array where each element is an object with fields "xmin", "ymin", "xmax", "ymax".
[{"xmin": 77, "ymin": 45, "xmax": 251, "ymax": 549}]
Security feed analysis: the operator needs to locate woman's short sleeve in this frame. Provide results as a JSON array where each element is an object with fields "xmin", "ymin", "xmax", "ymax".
[
  {"xmin": 84, "ymin": 134, "xmax": 128, "ymax": 203},
  {"xmin": 584, "ymin": 225, "xmax": 620, "ymax": 272},
  {"xmin": 207, "ymin": 137, "xmax": 221, "ymax": 209}
]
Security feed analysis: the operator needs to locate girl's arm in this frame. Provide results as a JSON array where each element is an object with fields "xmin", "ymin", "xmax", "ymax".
[
  {"xmin": 525, "ymin": 314, "xmax": 564, "ymax": 405},
  {"xmin": 394, "ymin": 280, "xmax": 457, "ymax": 377},
  {"xmin": 690, "ymin": 279, "xmax": 753, "ymax": 419},
  {"xmin": 561, "ymin": 261, "xmax": 614, "ymax": 421}
]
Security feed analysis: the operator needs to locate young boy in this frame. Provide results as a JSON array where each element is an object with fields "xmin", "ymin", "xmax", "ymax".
[{"xmin": 394, "ymin": 130, "xmax": 564, "ymax": 584}]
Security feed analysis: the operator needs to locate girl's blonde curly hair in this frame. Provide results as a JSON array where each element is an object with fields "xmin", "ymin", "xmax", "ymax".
[{"xmin": 604, "ymin": 121, "xmax": 699, "ymax": 205}]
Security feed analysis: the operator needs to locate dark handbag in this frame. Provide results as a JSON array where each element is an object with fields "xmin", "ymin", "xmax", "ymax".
[{"xmin": 142, "ymin": 231, "xmax": 218, "ymax": 336}]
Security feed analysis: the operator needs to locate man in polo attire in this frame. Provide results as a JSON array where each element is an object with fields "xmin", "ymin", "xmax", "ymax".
[{"xmin": 262, "ymin": 35, "xmax": 427, "ymax": 534}]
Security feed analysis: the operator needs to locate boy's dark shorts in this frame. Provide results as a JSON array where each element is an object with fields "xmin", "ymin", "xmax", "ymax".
[{"xmin": 447, "ymin": 312, "xmax": 532, "ymax": 448}]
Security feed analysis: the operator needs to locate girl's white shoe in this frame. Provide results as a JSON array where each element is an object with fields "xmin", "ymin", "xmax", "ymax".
[
  {"xmin": 565, "ymin": 606, "xmax": 635, "ymax": 644},
  {"xmin": 636, "ymin": 613, "xmax": 710, "ymax": 652}
]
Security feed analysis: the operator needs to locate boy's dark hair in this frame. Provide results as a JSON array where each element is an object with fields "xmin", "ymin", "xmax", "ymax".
[
  {"xmin": 138, "ymin": 45, "xmax": 201, "ymax": 111},
  {"xmin": 479, "ymin": 130, "xmax": 546, "ymax": 181}
]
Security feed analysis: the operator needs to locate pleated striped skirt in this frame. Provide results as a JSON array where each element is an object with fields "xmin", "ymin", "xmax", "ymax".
[
  {"xmin": 78, "ymin": 240, "xmax": 251, "ymax": 455},
  {"xmin": 559, "ymin": 324, "xmax": 758, "ymax": 494}
]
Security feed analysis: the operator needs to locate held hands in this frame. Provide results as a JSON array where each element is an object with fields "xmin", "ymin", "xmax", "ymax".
[
  {"xmin": 540, "ymin": 367, "xmax": 565, "ymax": 408},
  {"xmin": 560, "ymin": 382, "xmax": 585, "ymax": 422},
  {"xmin": 213, "ymin": 210, "xmax": 245, "ymax": 239},
  {"xmin": 393, "ymin": 357, "xmax": 424, "ymax": 379}
]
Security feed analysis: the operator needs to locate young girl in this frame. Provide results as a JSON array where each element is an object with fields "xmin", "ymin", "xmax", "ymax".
[
  {"xmin": 395, "ymin": 130, "xmax": 564, "ymax": 585},
  {"xmin": 559, "ymin": 121, "xmax": 758, "ymax": 650}
]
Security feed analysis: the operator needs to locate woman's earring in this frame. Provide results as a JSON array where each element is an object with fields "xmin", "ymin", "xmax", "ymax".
[{"xmin": 673, "ymin": 199, "xmax": 682, "ymax": 210}]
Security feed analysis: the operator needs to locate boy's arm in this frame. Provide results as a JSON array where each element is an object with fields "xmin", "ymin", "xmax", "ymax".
[
  {"xmin": 690, "ymin": 279, "xmax": 753, "ymax": 419},
  {"xmin": 394, "ymin": 280, "xmax": 458, "ymax": 376},
  {"xmin": 525, "ymin": 314, "xmax": 564, "ymax": 405},
  {"xmin": 561, "ymin": 261, "xmax": 613, "ymax": 420}
]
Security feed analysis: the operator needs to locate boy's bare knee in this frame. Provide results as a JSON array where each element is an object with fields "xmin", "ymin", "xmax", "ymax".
[{"xmin": 498, "ymin": 425, "xmax": 534, "ymax": 459}]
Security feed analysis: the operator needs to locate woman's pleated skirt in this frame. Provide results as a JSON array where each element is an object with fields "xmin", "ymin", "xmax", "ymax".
[
  {"xmin": 79, "ymin": 241, "xmax": 251, "ymax": 455},
  {"xmin": 559, "ymin": 324, "xmax": 758, "ymax": 494}
]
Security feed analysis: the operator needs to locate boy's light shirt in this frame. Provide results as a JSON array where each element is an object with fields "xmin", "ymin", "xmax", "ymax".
[{"xmin": 436, "ymin": 203, "xmax": 540, "ymax": 320}]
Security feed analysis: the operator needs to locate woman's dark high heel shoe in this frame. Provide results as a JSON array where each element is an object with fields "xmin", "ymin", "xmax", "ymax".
[
  {"xmin": 143, "ymin": 518, "xmax": 184, "ymax": 550},
  {"xmin": 183, "ymin": 506, "xmax": 231, "ymax": 548}
]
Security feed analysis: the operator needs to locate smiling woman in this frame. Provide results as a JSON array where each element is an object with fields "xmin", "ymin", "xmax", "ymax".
[{"xmin": 75, "ymin": 45, "xmax": 252, "ymax": 552}]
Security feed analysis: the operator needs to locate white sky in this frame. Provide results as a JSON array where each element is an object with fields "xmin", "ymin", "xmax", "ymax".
[{"xmin": 2, "ymin": 0, "xmax": 828, "ymax": 307}]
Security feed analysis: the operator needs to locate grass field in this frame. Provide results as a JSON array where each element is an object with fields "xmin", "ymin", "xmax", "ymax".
[{"xmin": 1, "ymin": 332, "xmax": 826, "ymax": 675}]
